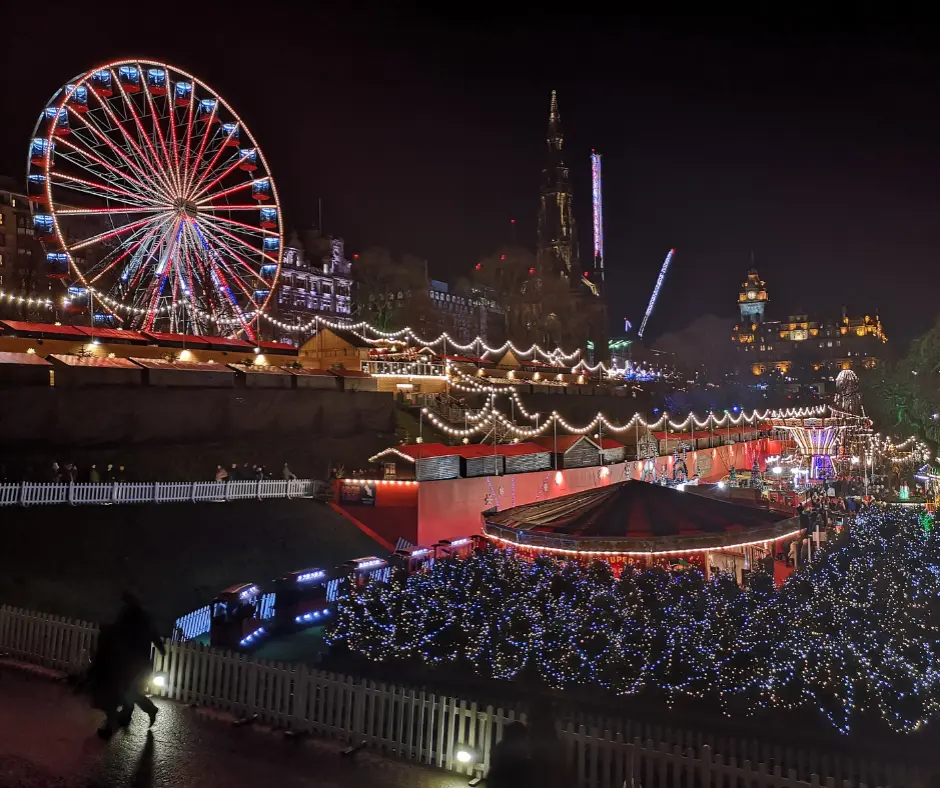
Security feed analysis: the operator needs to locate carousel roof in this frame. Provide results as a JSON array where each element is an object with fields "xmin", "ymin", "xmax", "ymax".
[{"xmin": 484, "ymin": 480, "xmax": 800, "ymax": 555}]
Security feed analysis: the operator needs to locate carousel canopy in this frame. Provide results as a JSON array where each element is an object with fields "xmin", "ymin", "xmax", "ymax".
[{"xmin": 484, "ymin": 480, "xmax": 800, "ymax": 555}]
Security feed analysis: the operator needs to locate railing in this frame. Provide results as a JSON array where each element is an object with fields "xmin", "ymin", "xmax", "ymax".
[
  {"xmin": 0, "ymin": 478, "xmax": 325, "ymax": 507},
  {"xmin": 0, "ymin": 605, "xmax": 919, "ymax": 788}
]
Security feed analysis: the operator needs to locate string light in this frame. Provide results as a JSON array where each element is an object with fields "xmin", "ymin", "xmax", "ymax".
[{"xmin": 0, "ymin": 290, "xmax": 55, "ymax": 311}]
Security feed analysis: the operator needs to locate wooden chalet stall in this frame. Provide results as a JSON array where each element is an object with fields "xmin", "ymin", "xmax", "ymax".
[
  {"xmin": 500, "ymin": 442, "xmax": 553, "ymax": 474},
  {"xmin": 484, "ymin": 480, "xmax": 801, "ymax": 584},
  {"xmin": 599, "ymin": 437, "xmax": 625, "ymax": 464},
  {"xmin": 373, "ymin": 441, "xmax": 553, "ymax": 482},
  {"xmin": 532, "ymin": 435, "xmax": 604, "ymax": 469},
  {"xmin": 48, "ymin": 355, "xmax": 143, "ymax": 387},
  {"xmin": 131, "ymin": 358, "xmax": 235, "ymax": 388},
  {"xmin": 286, "ymin": 367, "xmax": 339, "ymax": 390},
  {"xmin": 0, "ymin": 351, "xmax": 52, "ymax": 386},
  {"xmin": 329, "ymin": 368, "xmax": 377, "ymax": 392},
  {"xmin": 228, "ymin": 364, "xmax": 293, "ymax": 389}
]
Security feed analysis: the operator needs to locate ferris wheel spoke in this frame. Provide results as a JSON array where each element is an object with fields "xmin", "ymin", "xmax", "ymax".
[
  {"xmin": 106, "ymin": 72, "xmax": 178, "ymax": 199},
  {"xmin": 190, "ymin": 161, "xmax": 249, "ymax": 203},
  {"xmin": 184, "ymin": 108, "xmax": 222, "ymax": 196},
  {"xmin": 210, "ymin": 262, "xmax": 256, "ymax": 339},
  {"xmin": 56, "ymin": 206, "xmax": 167, "ymax": 217},
  {"xmin": 180, "ymin": 90, "xmax": 199, "ymax": 191},
  {"xmin": 88, "ymin": 215, "xmax": 175, "ymax": 285},
  {"xmin": 48, "ymin": 171, "xmax": 163, "ymax": 209},
  {"xmin": 54, "ymin": 136, "xmax": 165, "ymax": 204},
  {"xmin": 68, "ymin": 215, "xmax": 157, "ymax": 253},
  {"xmin": 139, "ymin": 85, "xmax": 181, "ymax": 197},
  {"xmin": 73, "ymin": 94, "xmax": 168, "ymax": 201},
  {"xmin": 116, "ymin": 69, "xmax": 180, "ymax": 200},
  {"xmin": 196, "ymin": 216, "xmax": 276, "ymax": 273},
  {"xmin": 186, "ymin": 128, "xmax": 238, "ymax": 198},
  {"xmin": 64, "ymin": 116, "xmax": 162, "ymax": 204},
  {"xmin": 165, "ymin": 88, "xmax": 183, "ymax": 187},
  {"xmin": 199, "ymin": 204, "xmax": 278, "ymax": 212},
  {"xmin": 190, "ymin": 220, "xmax": 260, "ymax": 298},
  {"xmin": 142, "ymin": 220, "xmax": 184, "ymax": 331},
  {"xmin": 67, "ymin": 99, "xmax": 170, "ymax": 202},
  {"xmin": 80, "ymin": 217, "xmax": 172, "ymax": 288},
  {"xmin": 198, "ymin": 213, "xmax": 277, "ymax": 237}
]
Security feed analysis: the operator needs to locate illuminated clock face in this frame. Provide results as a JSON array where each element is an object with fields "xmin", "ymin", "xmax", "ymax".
[{"xmin": 747, "ymin": 291, "xmax": 756, "ymax": 300}]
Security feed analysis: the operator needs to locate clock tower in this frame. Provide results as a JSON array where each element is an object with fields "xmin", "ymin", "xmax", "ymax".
[{"xmin": 738, "ymin": 269, "xmax": 768, "ymax": 324}]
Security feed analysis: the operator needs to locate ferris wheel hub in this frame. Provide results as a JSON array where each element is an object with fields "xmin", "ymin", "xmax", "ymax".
[{"xmin": 174, "ymin": 198, "xmax": 199, "ymax": 218}]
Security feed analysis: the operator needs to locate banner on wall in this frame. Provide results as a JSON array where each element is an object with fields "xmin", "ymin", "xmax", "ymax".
[
  {"xmin": 340, "ymin": 481, "xmax": 376, "ymax": 506},
  {"xmin": 695, "ymin": 453, "xmax": 713, "ymax": 477}
]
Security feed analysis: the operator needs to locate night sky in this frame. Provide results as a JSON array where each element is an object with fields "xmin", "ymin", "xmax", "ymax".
[{"xmin": 2, "ymin": 8, "xmax": 938, "ymax": 347}]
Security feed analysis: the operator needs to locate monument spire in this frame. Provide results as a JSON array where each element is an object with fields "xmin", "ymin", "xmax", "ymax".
[{"xmin": 537, "ymin": 90, "xmax": 577, "ymax": 277}]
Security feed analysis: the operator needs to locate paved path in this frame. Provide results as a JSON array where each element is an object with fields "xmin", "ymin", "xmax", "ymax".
[{"xmin": 0, "ymin": 666, "xmax": 464, "ymax": 788}]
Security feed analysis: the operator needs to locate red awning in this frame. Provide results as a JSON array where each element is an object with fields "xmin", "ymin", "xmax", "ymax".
[
  {"xmin": 74, "ymin": 326, "xmax": 150, "ymax": 342},
  {"xmin": 0, "ymin": 320, "xmax": 86, "ymax": 338},
  {"xmin": 141, "ymin": 331, "xmax": 212, "ymax": 348}
]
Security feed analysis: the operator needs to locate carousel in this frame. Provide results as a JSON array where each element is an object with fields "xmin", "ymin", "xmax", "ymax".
[{"xmin": 483, "ymin": 480, "xmax": 801, "ymax": 584}]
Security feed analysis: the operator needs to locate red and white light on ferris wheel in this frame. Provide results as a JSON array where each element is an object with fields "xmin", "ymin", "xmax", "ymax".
[{"xmin": 26, "ymin": 59, "xmax": 282, "ymax": 338}]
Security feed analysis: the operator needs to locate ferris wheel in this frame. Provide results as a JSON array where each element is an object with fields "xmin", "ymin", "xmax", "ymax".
[{"xmin": 26, "ymin": 59, "xmax": 282, "ymax": 338}]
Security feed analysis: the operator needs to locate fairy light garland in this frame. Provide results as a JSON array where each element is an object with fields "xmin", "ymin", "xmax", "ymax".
[{"xmin": 0, "ymin": 290, "xmax": 55, "ymax": 311}]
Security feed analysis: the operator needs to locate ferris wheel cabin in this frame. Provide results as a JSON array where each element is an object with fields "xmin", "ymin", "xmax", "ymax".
[
  {"xmin": 263, "ymin": 237, "xmax": 279, "ymax": 255},
  {"xmin": 46, "ymin": 253, "xmax": 70, "ymax": 279},
  {"xmin": 118, "ymin": 65, "xmax": 141, "ymax": 93},
  {"xmin": 45, "ymin": 107, "xmax": 70, "ymax": 137},
  {"xmin": 91, "ymin": 69, "xmax": 112, "ymax": 97},
  {"xmin": 174, "ymin": 81, "xmax": 192, "ymax": 107},
  {"xmin": 221, "ymin": 123, "xmax": 239, "ymax": 147},
  {"xmin": 252, "ymin": 288, "xmax": 270, "ymax": 305},
  {"xmin": 197, "ymin": 99, "xmax": 219, "ymax": 123},
  {"xmin": 32, "ymin": 214, "xmax": 54, "ymax": 240},
  {"xmin": 66, "ymin": 285, "xmax": 89, "ymax": 312},
  {"xmin": 30, "ymin": 138, "xmax": 53, "ymax": 166},
  {"xmin": 259, "ymin": 207, "xmax": 278, "ymax": 229},
  {"xmin": 147, "ymin": 68, "xmax": 168, "ymax": 95},
  {"xmin": 251, "ymin": 179, "xmax": 272, "ymax": 201},
  {"xmin": 238, "ymin": 149, "xmax": 257, "ymax": 172},
  {"xmin": 28, "ymin": 175, "xmax": 46, "ymax": 203},
  {"xmin": 65, "ymin": 84, "xmax": 88, "ymax": 113}
]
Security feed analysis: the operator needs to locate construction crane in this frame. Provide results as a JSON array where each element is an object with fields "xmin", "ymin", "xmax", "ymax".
[{"xmin": 637, "ymin": 248, "xmax": 675, "ymax": 339}]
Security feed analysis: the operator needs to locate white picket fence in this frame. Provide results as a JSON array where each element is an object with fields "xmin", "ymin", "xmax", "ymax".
[
  {"xmin": 0, "ymin": 606, "xmax": 921, "ymax": 788},
  {"xmin": 0, "ymin": 478, "xmax": 324, "ymax": 507}
]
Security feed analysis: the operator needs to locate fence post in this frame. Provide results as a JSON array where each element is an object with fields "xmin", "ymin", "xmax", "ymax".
[
  {"xmin": 225, "ymin": 480, "xmax": 232, "ymax": 502},
  {"xmin": 68, "ymin": 480, "xmax": 75, "ymax": 505},
  {"xmin": 700, "ymin": 744, "xmax": 713, "ymax": 788},
  {"xmin": 19, "ymin": 481, "xmax": 26, "ymax": 506},
  {"xmin": 111, "ymin": 481, "xmax": 118, "ymax": 504},
  {"xmin": 256, "ymin": 480, "xmax": 262, "ymax": 500},
  {"xmin": 191, "ymin": 482, "xmax": 197, "ymax": 503}
]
